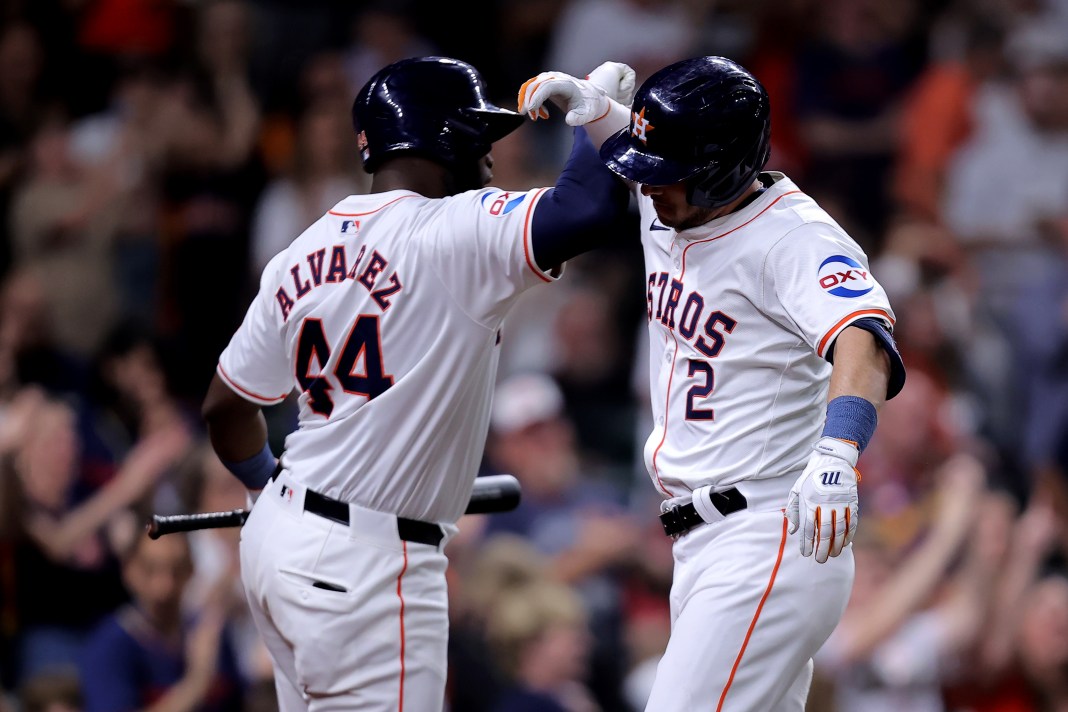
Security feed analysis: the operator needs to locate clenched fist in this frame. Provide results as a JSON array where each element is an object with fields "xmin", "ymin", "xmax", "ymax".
[{"xmin": 517, "ymin": 71, "xmax": 612, "ymax": 126}]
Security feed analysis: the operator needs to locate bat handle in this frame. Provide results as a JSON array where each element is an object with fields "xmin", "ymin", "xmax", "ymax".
[{"xmin": 147, "ymin": 509, "xmax": 250, "ymax": 539}]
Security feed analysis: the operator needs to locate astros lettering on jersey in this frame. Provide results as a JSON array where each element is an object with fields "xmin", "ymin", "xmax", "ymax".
[{"xmin": 637, "ymin": 172, "xmax": 894, "ymax": 499}]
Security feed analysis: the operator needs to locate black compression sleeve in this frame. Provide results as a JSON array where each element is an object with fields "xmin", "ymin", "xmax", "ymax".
[
  {"xmin": 530, "ymin": 127, "xmax": 631, "ymax": 270},
  {"xmin": 827, "ymin": 317, "xmax": 907, "ymax": 400}
]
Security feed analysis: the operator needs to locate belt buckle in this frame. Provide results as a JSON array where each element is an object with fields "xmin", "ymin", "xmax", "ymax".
[{"xmin": 660, "ymin": 505, "xmax": 684, "ymax": 541}]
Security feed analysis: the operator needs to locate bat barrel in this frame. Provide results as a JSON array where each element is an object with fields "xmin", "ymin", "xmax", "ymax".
[{"xmin": 465, "ymin": 474, "xmax": 521, "ymax": 515}]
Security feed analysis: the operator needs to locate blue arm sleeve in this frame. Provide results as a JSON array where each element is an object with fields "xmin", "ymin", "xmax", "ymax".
[
  {"xmin": 827, "ymin": 317, "xmax": 907, "ymax": 400},
  {"xmin": 530, "ymin": 127, "xmax": 631, "ymax": 269}
]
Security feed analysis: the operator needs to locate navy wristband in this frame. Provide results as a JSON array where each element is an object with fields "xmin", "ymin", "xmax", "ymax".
[
  {"xmin": 822, "ymin": 396, "xmax": 878, "ymax": 453},
  {"xmin": 222, "ymin": 442, "xmax": 277, "ymax": 490}
]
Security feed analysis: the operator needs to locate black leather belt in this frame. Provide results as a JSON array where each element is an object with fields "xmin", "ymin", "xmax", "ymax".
[
  {"xmin": 303, "ymin": 488, "xmax": 444, "ymax": 547},
  {"xmin": 660, "ymin": 487, "xmax": 748, "ymax": 538}
]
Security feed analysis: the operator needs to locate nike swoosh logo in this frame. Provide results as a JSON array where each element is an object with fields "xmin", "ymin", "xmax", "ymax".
[{"xmin": 649, "ymin": 219, "xmax": 671, "ymax": 231}]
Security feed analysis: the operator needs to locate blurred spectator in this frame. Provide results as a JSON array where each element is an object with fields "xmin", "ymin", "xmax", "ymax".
[
  {"xmin": 856, "ymin": 369, "xmax": 966, "ymax": 545},
  {"xmin": 485, "ymin": 578, "xmax": 598, "ymax": 712},
  {"xmin": 794, "ymin": 0, "xmax": 925, "ymax": 245},
  {"xmin": 75, "ymin": 0, "xmax": 178, "ymax": 60},
  {"xmin": 485, "ymin": 373, "xmax": 640, "ymax": 582},
  {"xmin": 249, "ymin": 99, "xmax": 365, "ymax": 276},
  {"xmin": 68, "ymin": 59, "xmax": 172, "ymax": 325},
  {"xmin": 0, "ymin": 22, "xmax": 48, "ymax": 145},
  {"xmin": 0, "ymin": 1, "xmax": 1066, "ymax": 707},
  {"xmin": 0, "ymin": 268, "xmax": 88, "ymax": 399},
  {"xmin": 615, "ymin": 522, "xmax": 672, "ymax": 712},
  {"xmin": 940, "ymin": 18, "xmax": 1068, "ymax": 459},
  {"xmin": 86, "ymin": 321, "xmax": 196, "ymax": 468},
  {"xmin": 256, "ymin": 49, "xmax": 353, "ymax": 180},
  {"xmin": 0, "ymin": 392, "xmax": 129, "ymax": 684},
  {"xmin": 79, "ymin": 533, "xmax": 244, "ymax": 712},
  {"xmin": 178, "ymin": 443, "xmax": 274, "ymax": 689},
  {"xmin": 446, "ymin": 533, "xmax": 545, "ymax": 712},
  {"xmin": 892, "ymin": 12, "xmax": 1006, "ymax": 221},
  {"xmin": 9, "ymin": 118, "xmax": 122, "ymax": 357},
  {"xmin": 484, "ymin": 372, "xmax": 640, "ymax": 711},
  {"xmin": 1013, "ymin": 240, "xmax": 1068, "ymax": 476},
  {"xmin": 940, "ymin": 502, "xmax": 1064, "ymax": 712},
  {"xmin": 544, "ymin": 0, "xmax": 698, "ymax": 85},
  {"xmin": 155, "ymin": 0, "xmax": 265, "ymax": 401},
  {"xmin": 1013, "ymin": 574, "xmax": 1068, "ymax": 711},
  {"xmin": 536, "ymin": 0, "xmax": 699, "ymax": 166},
  {"xmin": 942, "ymin": 19, "xmax": 1068, "ymax": 320},
  {"xmin": 342, "ymin": 4, "xmax": 437, "ymax": 97},
  {"xmin": 814, "ymin": 453, "xmax": 992, "ymax": 711},
  {"xmin": 746, "ymin": 0, "xmax": 820, "ymax": 177},
  {"xmin": 0, "ymin": 21, "xmax": 51, "ymax": 278},
  {"xmin": 488, "ymin": 0, "xmax": 567, "ymax": 95},
  {"xmin": 550, "ymin": 274, "xmax": 644, "ymax": 476},
  {"xmin": 17, "ymin": 670, "xmax": 82, "ymax": 712}
]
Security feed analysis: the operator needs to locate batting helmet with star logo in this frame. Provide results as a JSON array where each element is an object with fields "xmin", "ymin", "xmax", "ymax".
[{"xmin": 600, "ymin": 56, "xmax": 771, "ymax": 209}]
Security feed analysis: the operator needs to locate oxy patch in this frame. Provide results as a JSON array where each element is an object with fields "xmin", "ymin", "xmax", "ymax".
[{"xmin": 817, "ymin": 255, "xmax": 874, "ymax": 297}]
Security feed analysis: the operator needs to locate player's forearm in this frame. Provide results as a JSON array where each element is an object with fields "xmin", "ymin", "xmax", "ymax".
[
  {"xmin": 202, "ymin": 373, "xmax": 270, "ymax": 463},
  {"xmin": 827, "ymin": 326, "xmax": 891, "ymax": 409},
  {"xmin": 529, "ymin": 128, "xmax": 631, "ymax": 268},
  {"xmin": 583, "ymin": 97, "xmax": 630, "ymax": 148}
]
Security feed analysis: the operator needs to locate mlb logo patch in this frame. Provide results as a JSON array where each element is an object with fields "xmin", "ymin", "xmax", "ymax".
[
  {"xmin": 817, "ymin": 255, "xmax": 875, "ymax": 297},
  {"xmin": 481, "ymin": 191, "xmax": 525, "ymax": 217}
]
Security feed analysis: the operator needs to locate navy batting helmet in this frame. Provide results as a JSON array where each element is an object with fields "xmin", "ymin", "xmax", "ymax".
[
  {"xmin": 351, "ymin": 56, "xmax": 525, "ymax": 174},
  {"xmin": 600, "ymin": 56, "xmax": 771, "ymax": 209}
]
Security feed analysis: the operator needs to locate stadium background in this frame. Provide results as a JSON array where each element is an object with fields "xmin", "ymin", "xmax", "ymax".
[{"xmin": 0, "ymin": 0, "xmax": 1066, "ymax": 710}]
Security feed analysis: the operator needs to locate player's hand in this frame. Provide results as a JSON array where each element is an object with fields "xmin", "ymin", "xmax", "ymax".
[
  {"xmin": 786, "ymin": 437, "xmax": 860, "ymax": 563},
  {"xmin": 585, "ymin": 61, "xmax": 636, "ymax": 105},
  {"xmin": 518, "ymin": 71, "xmax": 611, "ymax": 126}
]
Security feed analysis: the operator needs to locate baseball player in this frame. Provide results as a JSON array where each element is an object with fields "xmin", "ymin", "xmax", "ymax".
[
  {"xmin": 200, "ymin": 57, "xmax": 629, "ymax": 711},
  {"xmin": 519, "ymin": 57, "xmax": 906, "ymax": 711}
]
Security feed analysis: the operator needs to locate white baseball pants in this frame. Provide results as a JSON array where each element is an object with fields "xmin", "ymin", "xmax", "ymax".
[
  {"xmin": 239, "ymin": 474, "xmax": 451, "ymax": 711},
  {"xmin": 645, "ymin": 479, "xmax": 854, "ymax": 712}
]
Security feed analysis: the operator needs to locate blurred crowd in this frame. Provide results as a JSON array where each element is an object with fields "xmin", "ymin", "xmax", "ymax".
[{"xmin": 0, "ymin": 0, "xmax": 1066, "ymax": 711}]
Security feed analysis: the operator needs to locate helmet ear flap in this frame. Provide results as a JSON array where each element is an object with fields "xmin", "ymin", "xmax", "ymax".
[{"xmin": 686, "ymin": 123, "xmax": 771, "ymax": 208}]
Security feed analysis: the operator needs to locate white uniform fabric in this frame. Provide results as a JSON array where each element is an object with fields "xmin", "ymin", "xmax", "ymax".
[
  {"xmin": 219, "ymin": 188, "xmax": 555, "ymax": 523},
  {"xmin": 638, "ymin": 173, "xmax": 894, "ymax": 711},
  {"xmin": 241, "ymin": 474, "xmax": 449, "ymax": 711},
  {"xmin": 219, "ymin": 186, "xmax": 557, "ymax": 710}
]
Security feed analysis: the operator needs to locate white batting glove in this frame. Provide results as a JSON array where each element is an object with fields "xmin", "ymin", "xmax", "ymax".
[
  {"xmin": 517, "ymin": 71, "xmax": 611, "ymax": 126},
  {"xmin": 585, "ymin": 61, "xmax": 636, "ymax": 106},
  {"xmin": 786, "ymin": 437, "xmax": 860, "ymax": 563}
]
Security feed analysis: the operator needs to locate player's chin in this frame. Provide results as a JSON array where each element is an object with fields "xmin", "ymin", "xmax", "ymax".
[
  {"xmin": 672, "ymin": 205, "xmax": 718, "ymax": 232},
  {"xmin": 652, "ymin": 202, "xmax": 677, "ymax": 226}
]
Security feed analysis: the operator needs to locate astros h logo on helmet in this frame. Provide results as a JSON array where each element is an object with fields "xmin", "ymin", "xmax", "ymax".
[{"xmin": 631, "ymin": 107, "xmax": 654, "ymax": 143}]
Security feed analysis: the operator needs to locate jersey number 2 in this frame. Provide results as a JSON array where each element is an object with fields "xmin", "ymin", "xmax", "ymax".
[
  {"xmin": 296, "ymin": 315, "xmax": 394, "ymax": 417},
  {"xmin": 686, "ymin": 360, "xmax": 715, "ymax": 421}
]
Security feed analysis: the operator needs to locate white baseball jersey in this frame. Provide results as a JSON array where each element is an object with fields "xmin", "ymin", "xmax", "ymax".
[
  {"xmin": 638, "ymin": 172, "xmax": 895, "ymax": 499},
  {"xmin": 217, "ymin": 187, "xmax": 556, "ymax": 523}
]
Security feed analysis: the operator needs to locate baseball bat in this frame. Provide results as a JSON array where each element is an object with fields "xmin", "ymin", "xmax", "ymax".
[{"xmin": 146, "ymin": 473, "xmax": 521, "ymax": 539}]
